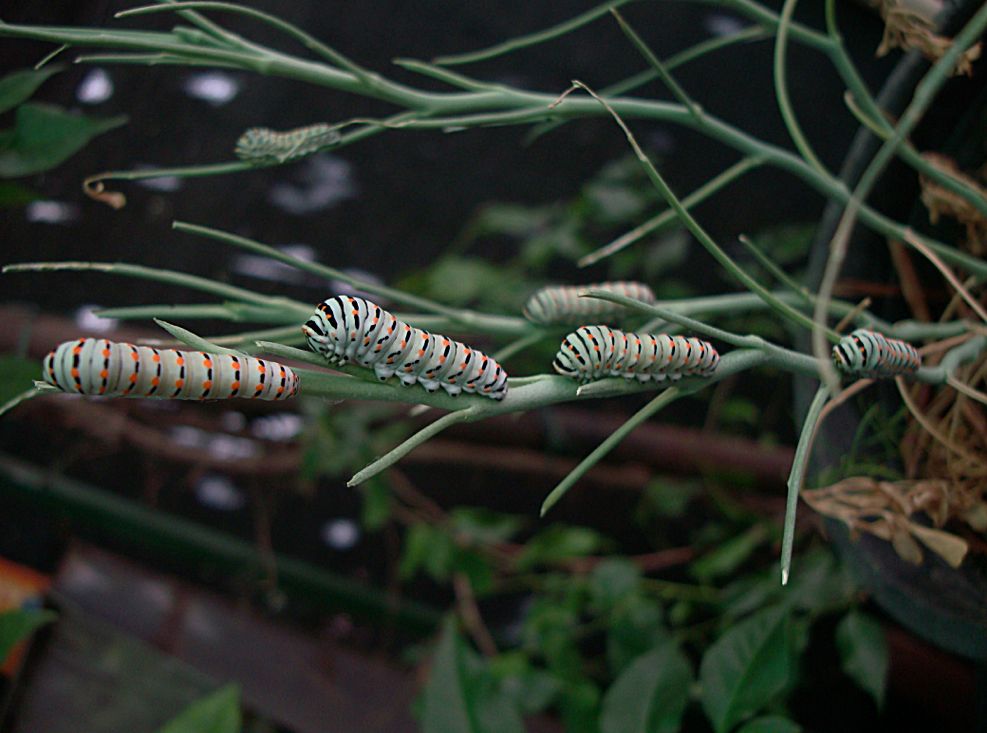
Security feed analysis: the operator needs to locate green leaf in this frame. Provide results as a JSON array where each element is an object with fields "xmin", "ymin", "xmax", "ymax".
[
  {"xmin": 489, "ymin": 652, "xmax": 561, "ymax": 715},
  {"xmin": 735, "ymin": 716, "xmax": 802, "ymax": 733},
  {"xmin": 600, "ymin": 642, "xmax": 693, "ymax": 733},
  {"xmin": 607, "ymin": 596, "xmax": 667, "ymax": 674},
  {"xmin": 515, "ymin": 525, "xmax": 603, "ymax": 570},
  {"xmin": 0, "ymin": 354, "xmax": 42, "ymax": 406},
  {"xmin": 0, "ymin": 66, "xmax": 63, "ymax": 115},
  {"xmin": 699, "ymin": 606, "xmax": 795, "ymax": 733},
  {"xmin": 691, "ymin": 524, "xmax": 769, "ymax": 582},
  {"xmin": 590, "ymin": 558, "xmax": 641, "ymax": 610},
  {"xmin": 449, "ymin": 507, "xmax": 523, "ymax": 545},
  {"xmin": 0, "ymin": 102, "xmax": 127, "ymax": 178},
  {"xmin": 155, "ymin": 684, "xmax": 240, "ymax": 733},
  {"xmin": 836, "ymin": 610, "xmax": 888, "ymax": 708},
  {"xmin": 399, "ymin": 523, "xmax": 454, "ymax": 582},
  {"xmin": 423, "ymin": 619, "xmax": 479, "ymax": 733},
  {"xmin": 0, "ymin": 608, "xmax": 57, "ymax": 663},
  {"xmin": 559, "ymin": 679, "xmax": 602, "ymax": 733},
  {"xmin": 359, "ymin": 477, "xmax": 392, "ymax": 530},
  {"xmin": 0, "ymin": 181, "xmax": 40, "ymax": 207}
]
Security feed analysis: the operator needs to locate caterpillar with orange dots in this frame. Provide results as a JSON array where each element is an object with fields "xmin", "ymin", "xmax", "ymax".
[
  {"xmin": 523, "ymin": 281, "xmax": 656, "ymax": 325},
  {"xmin": 554, "ymin": 326, "xmax": 719, "ymax": 383},
  {"xmin": 303, "ymin": 295, "xmax": 508, "ymax": 400},
  {"xmin": 831, "ymin": 329, "xmax": 921, "ymax": 378},
  {"xmin": 43, "ymin": 338, "xmax": 300, "ymax": 401}
]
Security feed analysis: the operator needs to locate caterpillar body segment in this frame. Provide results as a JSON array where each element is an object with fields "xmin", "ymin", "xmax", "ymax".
[
  {"xmin": 554, "ymin": 326, "xmax": 719, "ymax": 384},
  {"xmin": 42, "ymin": 338, "xmax": 299, "ymax": 401},
  {"xmin": 831, "ymin": 329, "xmax": 921, "ymax": 378},
  {"xmin": 303, "ymin": 295, "xmax": 509, "ymax": 400},
  {"xmin": 523, "ymin": 281, "xmax": 657, "ymax": 325}
]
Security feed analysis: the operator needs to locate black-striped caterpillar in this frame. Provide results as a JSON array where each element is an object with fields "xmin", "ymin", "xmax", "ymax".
[
  {"xmin": 43, "ymin": 338, "xmax": 300, "ymax": 401},
  {"xmin": 303, "ymin": 295, "xmax": 509, "ymax": 400},
  {"xmin": 554, "ymin": 326, "xmax": 719, "ymax": 383},
  {"xmin": 831, "ymin": 329, "xmax": 921, "ymax": 378},
  {"xmin": 523, "ymin": 281, "xmax": 656, "ymax": 325},
  {"xmin": 235, "ymin": 123, "xmax": 341, "ymax": 165}
]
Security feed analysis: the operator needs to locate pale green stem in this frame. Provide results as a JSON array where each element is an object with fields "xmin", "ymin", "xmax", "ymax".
[
  {"xmin": 0, "ymin": 388, "xmax": 41, "ymax": 419},
  {"xmin": 811, "ymin": 4, "xmax": 987, "ymax": 392},
  {"xmin": 95, "ymin": 302, "xmax": 306, "ymax": 323},
  {"xmin": 579, "ymin": 156, "xmax": 765, "ymax": 267},
  {"xmin": 782, "ymin": 384, "xmax": 829, "ymax": 585},
  {"xmin": 493, "ymin": 331, "xmax": 546, "ymax": 362},
  {"xmin": 348, "ymin": 407, "xmax": 478, "ymax": 486},
  {"xmin": 540, "ymin": 387, "xmax": 683, "ymax": 516},
  {"xmin": 737, "ymin": 235, "xmax": 814, "ymax": 306},
  {"xmin": 152, "ymin": 319, "xmax": 245, "ymax": 355},
  {"xmin": 2, "ymin": 261, "xmax": 309, "ymax": 311},
  {"xmin": 773, "ymin": 0, "xmax": 827, "ymax": 175},
  {"xmin": 562, "ymin": 81, "xmax": 841, "ymax": 342},
  {"xmin": 610, "ymin": 8, "xmax": 702, "ymax": 122}
]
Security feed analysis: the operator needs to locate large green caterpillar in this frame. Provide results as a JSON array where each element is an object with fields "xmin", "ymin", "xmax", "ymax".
[
  {"xmin": 303, "ymin": 295, "xmax": 508, "ymax": 400},
  {"xmin": 831, "ymin": 329, "xmax": 921, "ymax": 378},
  {"xmin": 43, "ymin": 338, "xmax": 299, "ymax": 401},
  {"xmin": 553, "ymin": 325, "xmax": 719, "ymax": 383},
  {"xmin": 523, "ymin": 281, "xmax": 656, "ymax": 325}
]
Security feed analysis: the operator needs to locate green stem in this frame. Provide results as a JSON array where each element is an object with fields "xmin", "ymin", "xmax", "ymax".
[
  {"xmin": 540, "ymin": 387, "xmax": 683, "ymax": 515},
  {"xmin": 773, "ymin": 0, "xmax": 827, "ymax": 175},
  {"xmin": 782, "ymin": 384, "xmax": 829, "ymax": 585},
  {"xmin": 0, "ymin": 388, "xmax": 40, "ymax": 420},
  {"xmin": 152, "ymin": 318, "xmax": 245, "ymax": 355},
  {"xmin": 738, "ymin": 234, "xmax": 813, "ymax": 305}
]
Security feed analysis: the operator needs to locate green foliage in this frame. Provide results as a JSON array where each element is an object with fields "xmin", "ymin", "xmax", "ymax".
[
  {"xmin": 0, "ymin": 607, "xmax": 57, "ymax": 664},
  {"xmin": 735, "ymin": 716, "xmax": 802, "ymax": 733},
  {"xmin": 699, "ymin": 606, "xmax": 797, "ymax": 733},
  {"xmin": 0, "ymin": 66, "xmax": 62, "ymax": 115},
  {"xmin": 599, "ymin": 641, "xmax": 693, "ymax": 733},
  {"xmin": 0, "ymin": 101, "xmax": 127, "ymax": 178},
  {"xmin": 836, "ymin": 610, "xmax": 888, "ymax": 708},
  {"xmin": 0, "ymin": 353, "xmax": 41, "ymax": 405},
  {"xmin": 154, "ymin": 684, "xmax": 241, "ymax": 733},
  {"xmin": 515, "ymin": 525, "xmax": 605, "ymax": 570}
]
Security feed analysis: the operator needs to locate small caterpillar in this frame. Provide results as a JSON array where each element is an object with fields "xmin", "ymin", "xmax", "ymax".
[
  {"xmin": 523, "ymin": 281, "xmax": 656, "ymax": 325},
  {"xmin": 554, "ymin": 326, "xmax": 719, "ymax": 383},
  {"xmin": 303, "ymin": 295, "xmax": 508, "ymax": 400},
  {"xmin": 831, "ymin": 329, "xmax": 921, "ymax": 378},
  {"xmin": 43, "ymin": 338, "xmax": 300, "ymax": 401},
  {"xmin": 235, "ymin": 123, "xmax": 341, "ymax": 165}
]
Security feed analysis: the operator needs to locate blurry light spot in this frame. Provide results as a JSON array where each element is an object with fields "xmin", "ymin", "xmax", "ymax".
[
  {"xmin": 232, "ymin": 244, "xmax": 320, "ymax": 285},
  {"xmin": 76, "ymin": 68, "xmax": 114, "ymax": 104},
  {"xmin": 704, "ymin": 13, "xmax": 745, "ymax": 36},
  {"xmin": 645, "ymin": 128, "xmax": 676, "ymax": 154},
  {"xmin": 221, "ymin": 411, "xmax": 247, "ymax": 432},
  {"xmin": 183, "ymin": 71, "xmax": 240, "ymax": 105},
  {"xmin": 321, "ymin": 518, "xmax": 360, "ymax": 550},
  {"xmin": 25, "ymin": 200, "xmax": 80, "ymax": 225},
  {"xmin": 208, "ymin": 434, "xmax": 258, "ymax": 461},
  {"xmin": 137, "ymin": 175, "xmax": 182, "ymax": 192},
  {"xmin": 268, "ymin": 155, "xmax": 356, "ymax": 215},
  {"xmin": 74, "ymin": 305, "xmax": 118, "ymax": 333},
  {"xmin": 328, "ymin": 269, "xmax": 386, "ymax": 303},
  {"xmin": 170, "ymin": 424, "xmax": 205, "ymax": 449},
  {"xmin": 194, "ymin": 474, "xmax": 246, "ymax": 511},
  {"xmin": 251, "ymin": 413, "xmax": 304, "ymax": 442}
]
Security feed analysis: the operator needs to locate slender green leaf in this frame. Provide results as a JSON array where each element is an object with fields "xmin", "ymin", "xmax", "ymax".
[
  {"xmin": 691, "ymin": 524, "xmax": 769, "ymax": 582},
  {"xmin": 0, "ymin": 608, "xmax": 57, "ymax": 663},
  {"xmin": 836, "ymin": 610, "xmax": 888, "ymax": 708},
  {"xmin": 736, "ymin": 716, "xmax": 802, "ymax": 733},
  {"xmin": 448, "ymin": 507, "xmax": 523, "ymax": 544},
  {"xmin": 0, "ymin": 102, "xmax": 127, "ymax": 177},
  {"xmin": 0, "ymin": 66, "xmax": 62, "ymax": 115},
  {"xmin": 155, "ymin": 684, "xmax": 240, "ymax": 733},
  {"xmin": 423, "ymin": 618, "xmax": 479, "ymax": 733},
  {"xmin": 600, "ymin": 641, "xmax": 693, "ymax": 733},
  {"xmin": 699, "ymin": 606, "xmax": 795, "ymax": 733},
  {"xmin": 607, "ymin": 596, "xmax": 668, "ymax": 674}
]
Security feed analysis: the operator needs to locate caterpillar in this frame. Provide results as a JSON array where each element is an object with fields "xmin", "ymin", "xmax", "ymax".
[
  {"xmin": 234, "ymin": 123, "xmax": 341, "ymax": 165},
  {"xmin": 43, "ymin": 338, "xmax": 300, "ymax": 401},
  {"xmin": 831, "ymin": 329, "xmax": 921, "ymax": 377},
  {"xmin": 554, "ymin": 326, "xmax": 719, "ymax": 383},
  {"xmin": 523, "ymin": 281, "xmax": 657, "ymax": 325},
  {"xmin": 303, "ymin": 295, "xmax": 509, "ymax": 400}
]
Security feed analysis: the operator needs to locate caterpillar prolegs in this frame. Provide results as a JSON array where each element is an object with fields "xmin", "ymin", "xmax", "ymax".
[
  {"xmin": 554, "ymin": 326, "xmax": 719, "ymax": 383},
  {"xmin": 303, "ymin": 295, "xmax": 509, "ymax": 400},
  {"xmin": 43, "ymin": 338, "xmax": 300, "ymax": 401}
]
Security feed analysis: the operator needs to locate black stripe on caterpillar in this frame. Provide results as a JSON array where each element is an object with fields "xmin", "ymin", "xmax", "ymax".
[
  {"xmin": 43, "ymin": 338, "xmax": 300, "ymax": 401},
  {"xmin": 235, "ymin": 123, "xmax": 341, "ymax": 165},
  {"xmin": 523, "ymin": 281, "xmax": 656, "ymax": 325},
  {"xmin": 302, "ymin": 295, "xmax": 508, "ymax": 400},
  {"xmin": 831, "ymin": 329, "xmax": 921, "ymax": 377},
  {"xmin": 553, "ymin": 325, "xmax": 719, "ymax": 383}
]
